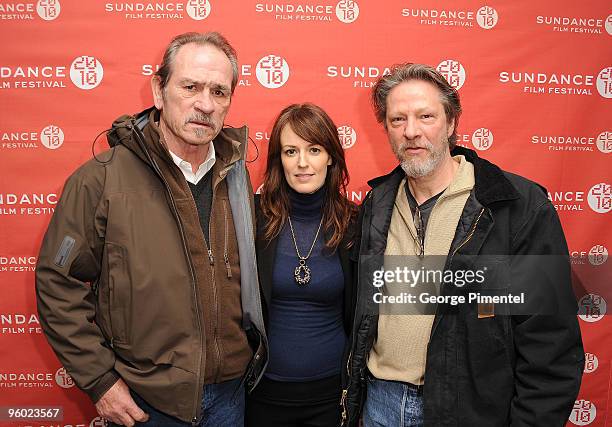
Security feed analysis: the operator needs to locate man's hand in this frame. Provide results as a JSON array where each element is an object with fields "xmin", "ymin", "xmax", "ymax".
[{"xmin": 95, "ymin": 379, "xmax": 149, "ymax": 426}]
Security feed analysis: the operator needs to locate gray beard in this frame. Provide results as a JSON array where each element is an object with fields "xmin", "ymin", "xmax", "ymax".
[
  {"xmin": 393, "ymin": 140, "xmax": 447, "ymax": 178},
  {"xmin": 400, "ymin": 149, "xmax": 444, "ymax": 178}
]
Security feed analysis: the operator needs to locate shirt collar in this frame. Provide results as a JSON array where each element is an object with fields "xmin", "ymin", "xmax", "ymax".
[{"xmin": 168, "ymin": 143, "xmax": 216, "ymax": 185}]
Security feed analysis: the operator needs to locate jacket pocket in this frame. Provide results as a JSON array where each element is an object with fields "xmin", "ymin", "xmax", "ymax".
[{"xmin": 106, "ymin": 242, "xmax": 131, "ymax": 345}]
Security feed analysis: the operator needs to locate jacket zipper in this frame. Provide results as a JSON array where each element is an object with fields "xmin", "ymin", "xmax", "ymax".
[
  {"xmin": 222, "ymin": 200, "xmax": 232, "ymax": 278},
  {"xmin": 450, "ymin": 208, "xmax": 485, "ymax": 258},
  {"xmin": 132, "ymin": 126, "xmax": 204, "ymax": 424},
  {"xmin": 108, "ymin": 281, "xmax": 115, "ymax": 349},
  {"xmin": 340, "ymin": 349, "xmax": 352, "ymax": 425},
  {"xmin": 207, "ymin": 181, "xmax": 222, "ymax": 384}
]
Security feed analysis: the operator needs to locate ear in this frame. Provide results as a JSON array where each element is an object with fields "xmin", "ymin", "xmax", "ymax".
[
  {"xmin": 151, "ymin": 76, "xmax": 164, "ymax": 110},
  {"xmin": 447, "ymin": 118, "xmax": 455, "ymax": 138},
  {"xmin": 327, "ymin": 156, "xmax": 333, "ymax": 166}
]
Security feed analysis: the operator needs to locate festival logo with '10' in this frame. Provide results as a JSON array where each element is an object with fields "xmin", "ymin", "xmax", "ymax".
[
  {"xmin": 401, "ymin": 5, "xmax": 498, "ymax": 30},
  {"xmin": 254, "ymin": 1, "xmax": 358, "ymax": 23},
  {"xmin": 0, "ymin": 0, "xmax": 60, "ymax": 21},
  {"xmin": 103, "ymin": 0, "xmax": 210, "ymax": 20},
  {"xmin": 569, "ymin": 399, "xmax": 596, "ymax": 426},
  {"xmin": 437, "ymin": 60, "xmax": 466, "ymax": 90},
  {"xmin": 337, "ymin": 125, "xmax": 357, "ymax": 149},
  {"xmin": 587, "ymin": 183, "xmax": 611, "ymax": 213},
  {"xmin": 1, "ymin": 56, "xmax": 103, "ymax": 90},
  {"xmin": 256, "ymin": 55, "xmax": 290, "ymax": 89}
]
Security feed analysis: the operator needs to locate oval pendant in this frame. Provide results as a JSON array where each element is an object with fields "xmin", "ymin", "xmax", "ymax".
[{"xmin": 294, "ymin": 261, "xmax": 311, "ymax": 286}]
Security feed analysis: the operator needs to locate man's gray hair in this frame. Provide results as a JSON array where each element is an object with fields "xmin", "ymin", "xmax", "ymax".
[
  {"xmin": 155, "ymin": 31, "xmax": 239, "ymax": 94},
  {"xmin": 371, "ymin": 63, "xmax": 462, "ymax": 148}
]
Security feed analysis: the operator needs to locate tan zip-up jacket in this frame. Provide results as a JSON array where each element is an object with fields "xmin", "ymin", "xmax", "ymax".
[{"xmin": 35, "ymin": 109, "xmax": 264, "ymax": 423}]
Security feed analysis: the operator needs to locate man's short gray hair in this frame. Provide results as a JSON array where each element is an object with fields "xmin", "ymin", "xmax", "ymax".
[
  {"xmin": 155, "ymin": 31, "xmax": 239, "ymax": 94},
  {"xmin": 371, "ymin": 63, "xmax": 462, "ymax": 148}
]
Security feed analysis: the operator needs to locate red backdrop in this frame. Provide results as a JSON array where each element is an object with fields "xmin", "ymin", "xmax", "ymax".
[{"xmin": 0, "ymin": 1, "xmax": 610, "ymax": 426}]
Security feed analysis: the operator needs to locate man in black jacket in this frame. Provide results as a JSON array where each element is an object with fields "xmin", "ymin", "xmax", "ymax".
[{"xmin": 341, "ymin": 63, "xmax": 584, "ymax": 426}]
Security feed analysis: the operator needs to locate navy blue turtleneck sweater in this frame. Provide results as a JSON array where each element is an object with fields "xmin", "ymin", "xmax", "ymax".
[{"xmin": 265, "ymin": 187, "xmax": 346, "ymax": 382}]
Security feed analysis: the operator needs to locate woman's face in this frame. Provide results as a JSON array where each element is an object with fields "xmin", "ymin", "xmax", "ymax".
[{"xmin": 280, "ymin": 124, "xmax": 332, "ymax": 194}]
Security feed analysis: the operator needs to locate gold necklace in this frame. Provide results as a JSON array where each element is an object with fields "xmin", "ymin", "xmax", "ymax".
[{"xmin": 287, "ymin": 215, "xmax": 324, "ymax": 286}]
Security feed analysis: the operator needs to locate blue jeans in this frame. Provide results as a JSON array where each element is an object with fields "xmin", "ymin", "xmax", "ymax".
[
  {"xmin": 110, "ymin": 378, "xmax": 245, "ymax": 427},
  {"xmin": 363, "ymin": 376, "xmax": 423, "ymax": 427}
]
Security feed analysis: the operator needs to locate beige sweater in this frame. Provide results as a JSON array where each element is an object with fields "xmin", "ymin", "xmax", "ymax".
[{"xmin": 367, "ymin": 155, "xmax": 475, "ymax": 385}]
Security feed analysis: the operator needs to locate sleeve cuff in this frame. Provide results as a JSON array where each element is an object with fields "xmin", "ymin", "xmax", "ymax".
[{"xmin": 87, "ymin": 370, "xmax": 122, "ymax": 403}]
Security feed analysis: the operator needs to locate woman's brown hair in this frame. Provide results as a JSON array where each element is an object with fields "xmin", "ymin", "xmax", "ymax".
[{"xmin": 260, "ymin": 103, "xmax": 357, "ymax": 251}]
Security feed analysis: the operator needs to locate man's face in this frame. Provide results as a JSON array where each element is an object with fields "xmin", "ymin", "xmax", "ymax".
[
  {"xmin": 385, "ymin": 80, "xmax": 454, "ymax": 178},
  {"xmin": 152, "ymin": 43, "xmax": 233, "ymax": 148}
]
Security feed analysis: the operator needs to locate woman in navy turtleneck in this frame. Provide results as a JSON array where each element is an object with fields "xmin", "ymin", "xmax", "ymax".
[{"xmin": 246, "ymin": 104, "xmax": 357, "ymax": 427}]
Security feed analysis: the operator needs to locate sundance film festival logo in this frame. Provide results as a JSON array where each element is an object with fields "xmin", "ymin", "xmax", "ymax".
[
  {"xmin": 530, "ymin": 132, "xmax": 611, "ymax": 154},
  {"xmin": 1, "ymin": 125, "xmax": 63, "ymax": 150},
  {"xmin": 70, "ymin": 56, "xmax": 104, "ymax": 90},
  {"xmin": 54, "ymin": 367, "xmax": 75, "ymax": 389},
  {"xmin": 596, "ymin": 131, "xmax": 612, "ymax": 153},
  {"xmin": 569, "ymin": 399, "xmax": 597, "ymax": 426},
  {"xmin": 588, "ymin": 245, "xmax": 608, "ymax": 266},
  {"xmin": 401, "ymin": 5, "xmax": 498, "ymax": 30},
  {"xmin": 596, "ymin": 66, "xmax": 612, "ymax": 98},
  {"xmin": 0, "ymin": 371, "xmax": 54, "ymax": 389},
  {"xmin": 0, "ymin": 0, "xmax": 60, "ymax": 21},
  {"xmin": 337, "ymin": 125, "xmax": 357, "ymax": 149},
  {"xmin": 476, "ymin": 6, "xmax": 497, "ymax": 29},
  {"xmin": 336, "ymin": 0, "xmax": 358, "ymax": 23},
  {"xmin": 0, "ymin": 193, "xmax": 58, "ymax": 216},
  {"xmin": 254, "ymin": 1, "xmax": 358, "ymax": 23},
  {"xmin": 498, "ymin": 69, "xmax": 605, "ymax": 97},
  {"xmin": 186, "ymin": 0, "xmax": 210, "ymax": 20},
  {"xmin": 1, "ymin": 313, "xmax": 41, "ymax": 334},
  {"xmin": 471, "ymin": 128, "xmax": 493, "ymax": 150},
  {"xmin": 584, "ymin": 353, "xmax": 599, "ymax": 374},
  {"xmin": 256, "ymin": 55, "xmax": 290, "ymax": 88},
  {"xmin": 536, "ymin": 13, "xmax": 611, "ymax": 36},
  {"xmin": 0, "ymin": 255, "xmax": 37, "ymax": 272},
  {"xmin": 578, "ymin": 294, "xmax": 606, "ymax": 323},
  {"xmin": 40, "ymin": 125, "xmax": 64, "ymax": 149},
  {"xmin": 1, "ymin": 57, "xmax": 102, "ymax": 90},
  {"xmin": 104, "ymin": 1, "xmax": 210, "ymax": 20},
  {"xmin": 437, "ymin": 60, "xmax": 466, "ymax": 90},
  {"xmin": 37, "ymin": 0, "xmax": 60, "ymax": 20},
  {"xmin": 587, "ymin": 183, "xmax": 611, "ymax": 213}
]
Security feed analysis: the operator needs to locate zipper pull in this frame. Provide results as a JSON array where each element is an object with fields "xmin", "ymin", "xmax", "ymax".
[
  {"xmin": 208, "ymin": 249, "xmax": 214, "ymax": 265},
  {"xmin": 224, "ymin": 254, "xmax": 232, "ymax": 278},
  {"xmin": 340, "ymin": 389, "xmax": 348, "ymax": 425}
]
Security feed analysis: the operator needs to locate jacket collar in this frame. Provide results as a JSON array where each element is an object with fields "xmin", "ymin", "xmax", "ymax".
[{"xmin": 367, "ymin": 146, "xmax": 520, "ymax": 206}]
